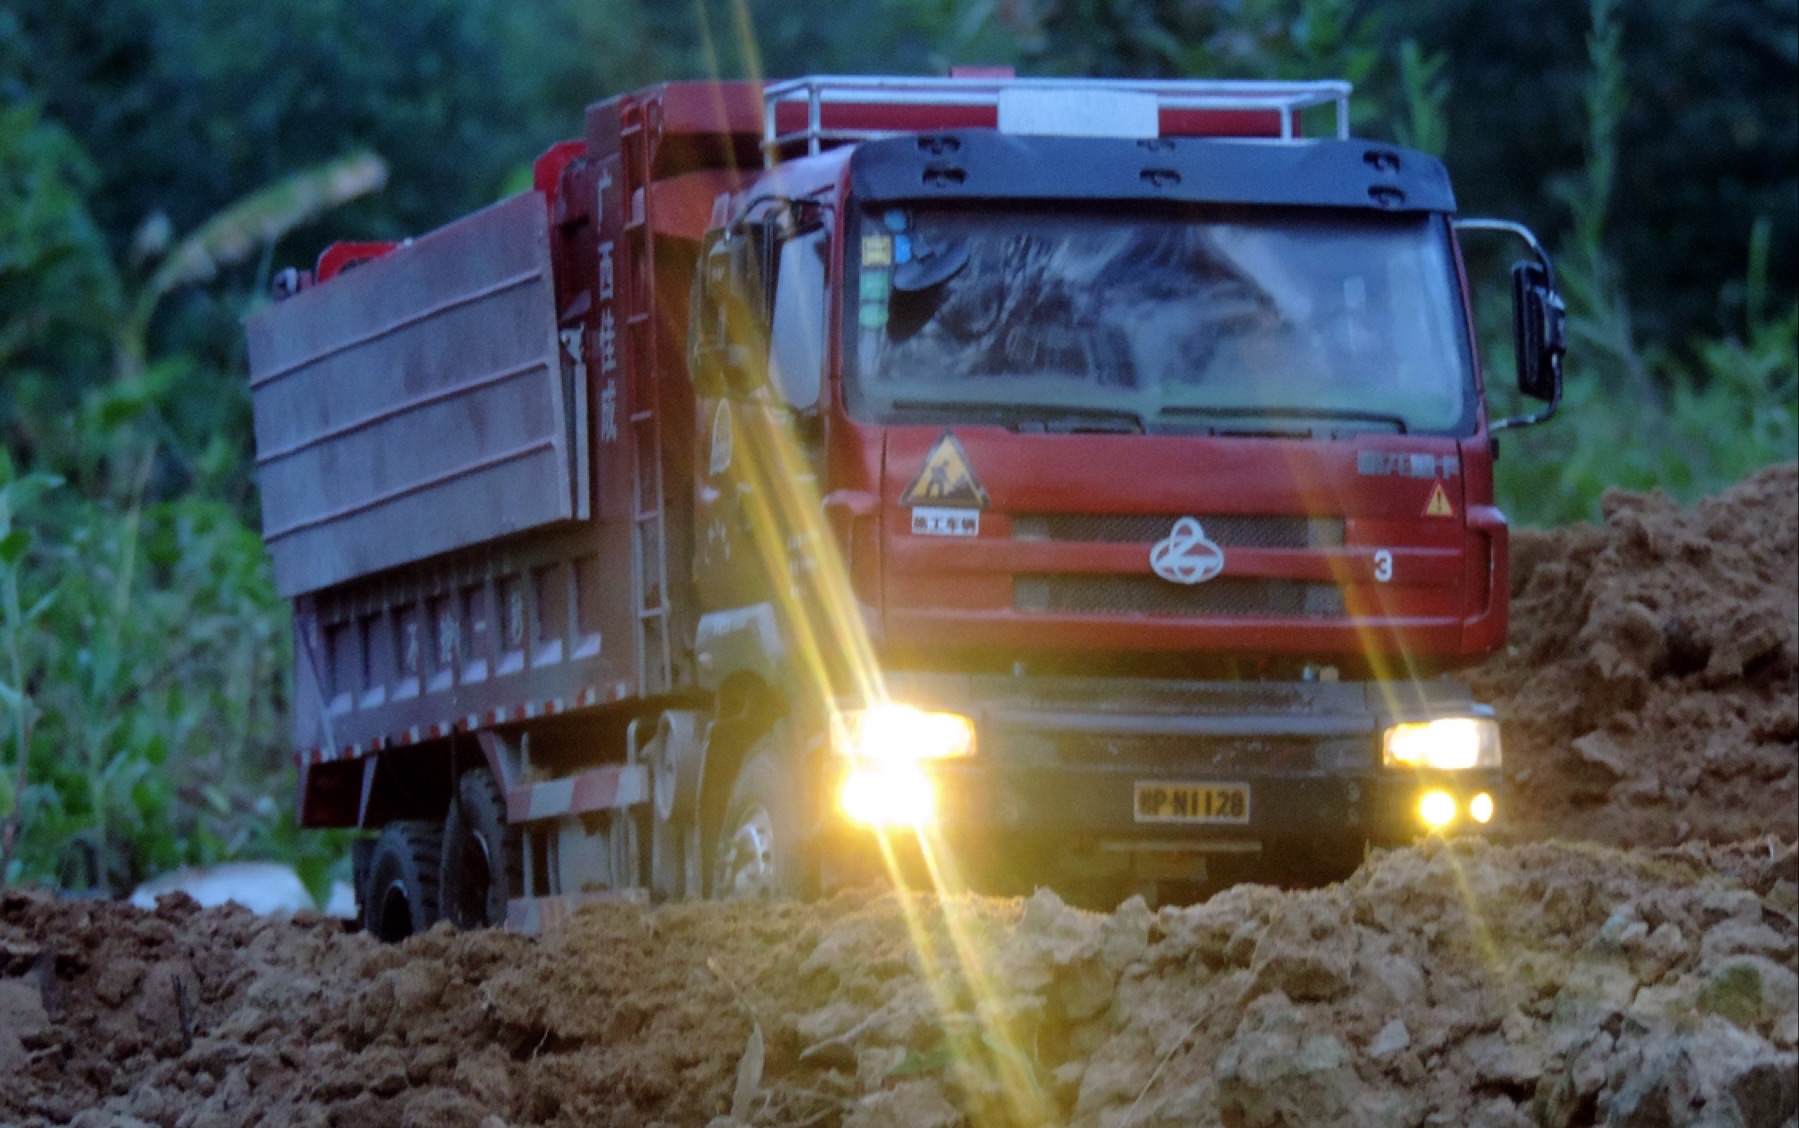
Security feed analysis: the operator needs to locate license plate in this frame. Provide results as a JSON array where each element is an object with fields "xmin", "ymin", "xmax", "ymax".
[{"xmin": 1133, "ymin": 781, "xmax": 1251, "ymax": 825}]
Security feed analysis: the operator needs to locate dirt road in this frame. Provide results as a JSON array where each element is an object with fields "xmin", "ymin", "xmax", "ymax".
[{"xmin": 1, "ymin": 465, "xmax": 1793, "ymax": 1128}]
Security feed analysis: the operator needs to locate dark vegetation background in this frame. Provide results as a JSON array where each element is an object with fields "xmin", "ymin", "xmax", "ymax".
[{"xmin": 0, "ymin": 0, "xmax": 1793, "ymax": 896}]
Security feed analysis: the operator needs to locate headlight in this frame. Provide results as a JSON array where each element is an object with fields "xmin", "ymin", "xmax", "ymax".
[
  {"xmin": 840, "ymin": 768, "xmax": 936, "ymax": 826},
  {"xmin": 832, "ymin": 704, "xmax": 972, "ymax": 828},
  {"xmin": 831, "ymin": 704, "xmax": 975, "ymax": 764},
  {"xmin": 1383, "ymin": 717, "xmax": 1500, "ymax": 771}
]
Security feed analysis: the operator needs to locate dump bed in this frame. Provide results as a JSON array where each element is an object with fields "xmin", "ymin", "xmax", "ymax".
[{"xmin": 246, "ymin": 193, "xmax": 583, "ymax": 598}]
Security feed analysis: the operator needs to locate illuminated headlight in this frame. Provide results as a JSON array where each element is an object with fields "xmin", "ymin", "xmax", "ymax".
[
  {"xmin": 840, "ymin": 768, "xmax": 937, "ymax": 827},
  {"xmin": 832, "ymin": 705, "xmax": 974, "ymax": 828},
  {"xmin": 1419, "ymin": 789, "xmax": 1458, "ymax": 829},
  {"xmin": 832, "ymin": 704, "xmax": 975, "ymax": 764},
  {"xmin": 1383, "ymin": 717, "xmax": 1501, "ymax": 771}
]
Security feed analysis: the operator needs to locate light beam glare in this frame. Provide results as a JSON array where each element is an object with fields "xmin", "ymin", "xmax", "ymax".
[{"xmin": 730, "ymin": 404, "xmax": 1048, "ymax": 1122}]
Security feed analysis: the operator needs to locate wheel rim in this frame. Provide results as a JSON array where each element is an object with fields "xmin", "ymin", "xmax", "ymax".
[{"xmin": 715, "ymin": 805, "xmax": 777, "ymax": 899}]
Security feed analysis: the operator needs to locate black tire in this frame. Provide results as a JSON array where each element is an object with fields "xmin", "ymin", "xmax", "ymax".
[
  {"xmin": 363, "ymin": 821, "xmax": 444, "ymax": 942},
  {"xmin": 710, "ymin": 741, "xmax": 811, "ymax": 900},
  {"xmin": 441, "ymin": 768, "xmax": 522, "ymax": 929}
]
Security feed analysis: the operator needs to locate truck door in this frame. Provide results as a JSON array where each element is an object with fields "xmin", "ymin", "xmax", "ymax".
[{"xmin": 692, "ymin": 215, "xmax": 831, "ymax": 636}]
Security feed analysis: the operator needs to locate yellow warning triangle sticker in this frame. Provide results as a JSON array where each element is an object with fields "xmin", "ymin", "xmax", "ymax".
[
  {"xmin": 901, "ymin": 432, "xmax": 990, "ymax": 509},
  {"xmin": 1423, "ymin": 480, "xmax": 1456, "ymax": 518}
]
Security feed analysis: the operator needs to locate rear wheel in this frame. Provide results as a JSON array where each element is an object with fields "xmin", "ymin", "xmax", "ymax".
[
  {"xmin": 441, "ymin": 768, "xmax": 521, "ymax": 929},
  {"xmin": 710, "ymin": 741, "xmax": 810, "ymax": 900},
  {"xmin": 363, "ymin": 821, "xmax": 444, "ymax": 942}
]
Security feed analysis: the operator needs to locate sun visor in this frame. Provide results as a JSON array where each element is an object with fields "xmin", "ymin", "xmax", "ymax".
[{"xmin": 850, "ymin": 133, "xmax": 1457, "ymax": 214}]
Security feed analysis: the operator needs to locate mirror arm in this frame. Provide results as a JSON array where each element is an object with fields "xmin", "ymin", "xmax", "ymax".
[
  {"xmin": 1454, "ymin": 218, "xmax": 1556, "ymax": 288},
  {"xmin": 1490, "ymin": 381, "xmax": 1561, "ymax": 432}
]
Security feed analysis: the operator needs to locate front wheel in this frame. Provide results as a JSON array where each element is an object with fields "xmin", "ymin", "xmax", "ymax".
[{"xmin": 710, "ymin": 741, "xmax": 811, "ymax": 900}]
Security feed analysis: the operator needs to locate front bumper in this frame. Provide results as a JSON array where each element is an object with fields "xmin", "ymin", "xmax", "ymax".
[
  {"xmin": 820, "ymin": 673, "xmax": 1501, "ymax": 851},
  {"xmin": 921, "ymin": 760, "xmax": 1502, "ymax": 844}
]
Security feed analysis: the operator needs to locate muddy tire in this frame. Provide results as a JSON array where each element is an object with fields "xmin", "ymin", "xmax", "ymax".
[
  {"xmin": 441, "ymin": 769, "xmax": 521, "ymax": 929},
  {"xmin": 710, "ymin": 741, "xmax": 811, "ymax": 900},
  {"xmin": 363, "ymin": 821, "xmax": 444, "ymax": 942}
]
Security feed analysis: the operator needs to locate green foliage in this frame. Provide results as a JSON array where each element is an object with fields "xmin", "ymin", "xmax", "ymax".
[
  {"xmin": 0, "ymin": 104, "xmax": 357, "ymax": 896},
  {"xmin": 0, "ymin": 103, "xmax": 124, "ymax": 456},
  {"xmin": 0, "ymin": 406, "xmax": 297, "ymax": 890},
  {"xmin": 0, "ymin": 456, "xmax": 305, "ymax": 890},
  {"xmin": 1496, "ymin": 302, "xmax": 1798, "ymax": 526},
  {"xmin": 1376, "ymin": 0, "xmax": 1797, "ymax": 347},
  {"xmin": 1492, "ymin": 0, "xmax": 1797, "ymax": 525},
  {"xmin": 1394, "ymin": 40, "xmax": 1450, "ymax": 157}
]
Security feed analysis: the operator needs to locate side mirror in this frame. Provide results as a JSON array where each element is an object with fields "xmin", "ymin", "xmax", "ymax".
[
  {"xmin": 1511, "ymin": 261, "xmax": 1566, "ymax": 403},
  {"xmin": 730, "ymin": 219, "xmax": 781, "ymax": 328},
  {"xmin": 1454, "ymin": 218, "xmax": 1567, "ymax": 432},
  {"xmin": 693, "ymin": 220, "xmax": 780, "ymax": 396}
]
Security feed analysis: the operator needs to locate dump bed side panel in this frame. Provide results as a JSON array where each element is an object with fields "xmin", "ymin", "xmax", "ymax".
[{"xmin": 247, "ymin": 192, "xmax": 581, "ymax": 597}]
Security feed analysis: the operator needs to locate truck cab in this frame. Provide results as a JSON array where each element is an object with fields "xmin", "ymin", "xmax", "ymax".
[{"xmin": 681, "ymin": 78, "xmax": 1564, "ymax": 901}]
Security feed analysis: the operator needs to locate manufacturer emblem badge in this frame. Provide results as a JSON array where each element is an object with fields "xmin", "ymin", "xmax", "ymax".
[{"xmin": 1150, "ymin": 518, "xmax": 1225, "ymax": 585}]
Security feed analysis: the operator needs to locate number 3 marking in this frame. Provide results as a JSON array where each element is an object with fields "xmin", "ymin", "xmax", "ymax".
[{"xmin": 1374, "ymin": 550, "xmax": 1393, "ymax": 583}]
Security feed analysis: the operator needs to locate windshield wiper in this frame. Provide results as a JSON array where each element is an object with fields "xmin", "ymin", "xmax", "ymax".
[
  {"xmin": 890, "ymin": 398, "xmax": 1147, "ymax": 434},
  {"xmin": 1157, "ymin": 405, "xmax": 1409, "ymax": 436}
]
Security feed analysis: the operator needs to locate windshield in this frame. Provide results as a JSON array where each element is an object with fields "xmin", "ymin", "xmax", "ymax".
[{"xmin": 844, "ymin": 205, "xmax": 1476, "ymax": 436}]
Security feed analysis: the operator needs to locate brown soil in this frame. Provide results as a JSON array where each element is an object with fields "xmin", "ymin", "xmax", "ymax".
[
  {"xmin": 1473, "ymin": 462, "xmax": 1799, "ymax": 848},
  {"xmin": 1, "ymin": 466, "xmax": 1793, "ymax": 1128}
]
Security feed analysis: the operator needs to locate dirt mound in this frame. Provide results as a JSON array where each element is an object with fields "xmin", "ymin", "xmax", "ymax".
[
  {"xmin": 1473, "ymin": 462, "xmax": 1799, "ymax": 848},
  {"xmin": 2, "ymin": 839, "xmax": 1795, "ymax": 1127}
]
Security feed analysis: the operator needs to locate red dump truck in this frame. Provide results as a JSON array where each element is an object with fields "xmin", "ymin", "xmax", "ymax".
[{"xmin": 246, "ymin": 75, "xmax": 1565, "ymax": 938}]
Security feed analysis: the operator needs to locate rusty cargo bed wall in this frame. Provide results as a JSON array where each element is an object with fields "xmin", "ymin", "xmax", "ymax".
[
  {"xmin": 247, "ymin": 192, "xmax": 586, "ymax": 599},
  {"xmin": 248, "ymin": 192, "xmax": 655, "ymax": 776},
  {"xmin": 256, "ymin": 87, "xmax": 760, "ymax": 803}
]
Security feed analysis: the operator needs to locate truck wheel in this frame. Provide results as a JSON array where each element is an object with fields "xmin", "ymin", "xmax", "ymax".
[
  {"xmin": 441, "ymin": 768, "xmax": 522, "ymax": 929},
  {"xmin": 363, "ymin": 821, "xmax": 444, "ymax": 942},
  {"xmin": 710, "ymin": 742, "xmax": 809, "ymax": 900}
]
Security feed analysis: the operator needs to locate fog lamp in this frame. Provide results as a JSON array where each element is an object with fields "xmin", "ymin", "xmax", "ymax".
[
  {"xmin": 832, "ymin": 704, "xmax": 975, "ymax": 764},
  {"xmin": 1470, "ymin": 792, "xmax": 1495, "ymax": 824},
  {"xmin": 839, "ymin": 767, "xmax": 936, "ymax": 827},
  {"xmin": 1384, "ymin": 717, "xmax": 1501, "ymax": 771},
  {"xmin": 1418, "ymin": 789, "xmax": 1457, "ymax": 830}
]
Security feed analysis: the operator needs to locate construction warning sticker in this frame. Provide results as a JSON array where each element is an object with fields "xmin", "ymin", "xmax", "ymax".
[
  {"xmin": 901, "ymin": 432, "xmax": 990, "ymax": 509},
  {"xmin": 1422, "ymin": 480, "xmax": 1456, "ymax": 518}
]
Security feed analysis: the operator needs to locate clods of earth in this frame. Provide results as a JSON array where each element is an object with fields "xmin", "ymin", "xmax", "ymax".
[{"xmin": 2, "ymin": 464, "xmax": 1794, "ymax": 1128}]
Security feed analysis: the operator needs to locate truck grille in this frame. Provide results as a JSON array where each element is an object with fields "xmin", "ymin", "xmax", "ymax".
[
  {"xmin": 1015, "ymin": 575, "xmax": 1345, "ymax": 618},
  {"xmin": 1053, "ymin": 732, "xmax": 1327, "ymax": 773},
  {"xmin": 1012, "ymin": 513, "xmax": 1343, "ymax": 548}
]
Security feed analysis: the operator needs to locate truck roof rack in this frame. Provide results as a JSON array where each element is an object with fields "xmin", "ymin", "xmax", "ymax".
[{"xmin": 762, "ymin": 75, "xmax": 1352, "ymax": 164}]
